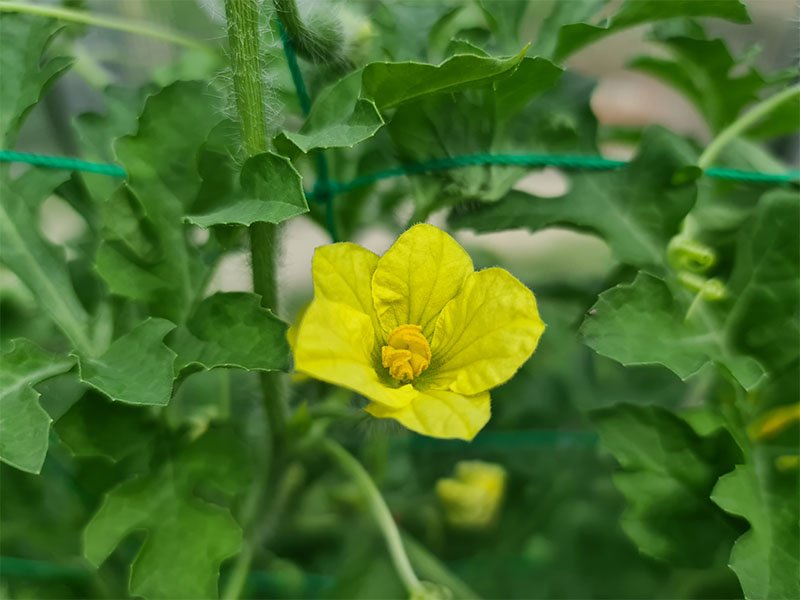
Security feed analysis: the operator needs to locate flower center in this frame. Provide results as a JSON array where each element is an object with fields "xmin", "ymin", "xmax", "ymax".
[{"xmin": 381, "ymin": 324, "xmax": 431, "ymax": 382}]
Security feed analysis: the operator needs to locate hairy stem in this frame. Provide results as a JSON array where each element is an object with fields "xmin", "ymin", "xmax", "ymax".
[
  {"xmin": 0, "ymin": 1, "xmax": 209, "ymax": 50},
  {"xmin": 323, "ymin": 440, "xmax": 423, "ymax": 596},
  {"xmin": 698, "ymin": 83, "xmax": 800, "ymax": 170},
  {"xmin": 221, "ymin": 463, "xmax": 305, "ymax": 600},
  {"xmin": 225, "ymin": 0, "xmax": 288, "ymax": 445}
]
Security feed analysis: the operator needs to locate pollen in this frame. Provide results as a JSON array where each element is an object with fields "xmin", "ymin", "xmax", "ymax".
[{"xmin": 381, "ymin": 324, "xmax": 431, "ymax": 382}]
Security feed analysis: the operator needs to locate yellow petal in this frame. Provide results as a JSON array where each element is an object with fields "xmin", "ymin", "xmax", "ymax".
[
  {"xmin": 365, "ymin": 389, "xmax": 490, "ymax": 440},
  {"xmin": 371, "ymin": 224, "xmax": 473, "ymax": 338},
  {"xmin": 430, "ymin": 268, "xmax": 544, "ymax": 395},
  {"xmin": 312, "ymin": 242, "xmax": 381, "ymax": 334},
  {"xmin": 294, "ymin": 297, "xmax": 416, "ymax": 409}
]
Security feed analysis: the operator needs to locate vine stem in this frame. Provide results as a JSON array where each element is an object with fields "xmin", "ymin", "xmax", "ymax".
[
  {"xmin": 0, "ymin": 1, "xmax": 210, "ymax": 50},
  {"xmin": 323, "ymin": 439, "xmax": 424, "ymax": 596},
  {"xmin": 222, "ymin": 2, "xmax": 288, "ymax": 598},
  {"xmin": 225, "ymin": 0, "xmax": 288, "ymax": 444},
  {"xmin": 698, "ymin": 83, "xmax": 800, "ymax": 170}
]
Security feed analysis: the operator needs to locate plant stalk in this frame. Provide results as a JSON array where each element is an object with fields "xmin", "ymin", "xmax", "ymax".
[
  {"xmin": 0, "ymin": 1, "xmax": 209, "ymax": 50},
  {"xmin": 225, "ymin": 0, "xmax": 288, "ymax": 445},
  {"xmin": 323, "ymin": 439, "xmax": 424, "ymax": 596},
  {"xmin": 698, "ymin": 83, "xmax": 800, "ymax": 170}
]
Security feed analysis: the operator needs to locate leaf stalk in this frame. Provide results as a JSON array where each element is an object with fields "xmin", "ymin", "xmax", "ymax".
[
  {"xmin": 698, "ymin": 83, "xmax": 800, "ymax": 170},
  {"xmin": 323, "ymin": 439, "xmax": 424, "ymax": 597}
]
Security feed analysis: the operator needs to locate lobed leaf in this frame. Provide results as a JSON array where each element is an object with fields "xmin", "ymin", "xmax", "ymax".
[
  {"xmin": 450, "ymin": 127, "xmax": 697, "ymax": 271},
  {"xmin": 186, "ymin": 152, "xmax": 308, "ymax": 227},
  {"xmin": 77, "ymin": 319, "xmax": 177, "ymax": 406},
  {"xmin": 55, "ymin": 391, "xmax": 155, "ymax": 462},
  {"xmin": 591, "ymin": 404, "xmax": 743, "ymax": 566},
  {"xmin": 363, "ymin": 46, "xmax": 529, "ymax": 109},
  {"xmin": 712, "ymin": 454, "xmax": 800, "ymax": 600},
  {"xmin": 0, "ymin": 171, "xmax": 97, "ymax": 354},
  {"xmin": 581, "ymin": 272, "xmax": 764, "ymax": 389},
  {"xmin": 170, "ymin": 292, "xmax": 291, "ymax": 374},
  {"xmin": 0, "ymin": 340, "xmax": 75, "ymax": 473},
  {"xmin": 581, "ymin": 190, "xmax": 798, "ymax": 390},
  {"xmin": 96, "ymin": 81, "xmax": 222, "ymax": 323},
  {"xmin": 552, "ymin": 0, "xmax": 750, "ymax": 62},
  {"xmin": 84, "ymin": 430, "xmax": 250, "ymax": 599},
  {"xmin": 0, "ymin": 13, "xmax": 73, "ymax": 146},
  {"xmin": 629, "ymin": 23, "xmax": 779, "ymax": 133}
]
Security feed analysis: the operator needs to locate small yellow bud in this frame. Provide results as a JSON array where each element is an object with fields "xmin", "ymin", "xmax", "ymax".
[
  {"xmin": 748, "ymin": 404, "xmax": 800, "ymax": 441},
  {"xmin": 436, "ymin": 461, "xmax": 506, "ymax": 530}
]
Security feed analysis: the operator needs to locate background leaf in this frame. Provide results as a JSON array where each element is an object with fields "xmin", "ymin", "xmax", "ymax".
[
  {"xmin": 0, "ymin": 340, "xmax": 75, "ymax": 473},
  {"xmin": 591, "ymin": 404, "xmax": 743, "ymax": 566},
  {"xmin": 77, "ymin": 319, "xmax": 176, "ymax": 406},
  {"xmin": 83, "ymin": 429, "xmax": 249, "ymax": 600},
  {"xmin": 450, "ymin": 127, "xmax": 696, "ymax": 271},
  {"xmin": 552, "ymin": 0, "xmax": 750, "ymax": 62},
  {"xmin": 186, "ymin": 152, "xmax": 308, "ymax": 227},
  {"xmin": 581, "ymin": 272, "xmax": 764, "ymax": 389},
  {"xmin": 712, "ymin": 453, "xmax": 800, "ymax": 600},
  {"xmin": 362, "ymin": 48, "xmax": 527, "ymax": 109},
  {"xmin": 169, "ymin": 292, "xmax": 291, "ymax": 373},
  {"xmin": 95, "ymin": 81, "xmax": 221, "ymax": 323},
  {"xmin": 0, "ymin": 171, "xmax": 97, "ymax": 354},
  {"xmin": 0, "ymin": 13, "xmax": 72, "ymax": 146}
]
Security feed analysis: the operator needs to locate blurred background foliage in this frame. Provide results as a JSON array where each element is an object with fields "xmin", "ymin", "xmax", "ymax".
[{"xmin": 1, "ymin": 0, "xmax": 798, "ymax": 599}]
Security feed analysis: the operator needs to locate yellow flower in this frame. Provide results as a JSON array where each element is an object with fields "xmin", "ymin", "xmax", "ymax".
[
  {"xmin": 436, "ymin": 461, "xmax": 507, "ymax": 529},
  {"xmin": 293, "ymin": 224, "xmax": 545, "ymax": 440}
]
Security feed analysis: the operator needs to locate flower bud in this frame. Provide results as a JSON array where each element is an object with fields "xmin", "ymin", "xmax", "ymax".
[{"xmin": 436, "ymin": 461, "xmax": 506, "ymax": 530}]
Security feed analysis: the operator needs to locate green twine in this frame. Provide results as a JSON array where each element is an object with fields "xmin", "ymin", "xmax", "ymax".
[
  {"xmin": 3, "ymin": 148, "xmax": 798, "ymax": 193},
  {"xmin": 277, "ymin": 18, "xmax": 339, "ymax": 240},
  {"xmin": 277, "ymin": 20, "xmax": 312, "ymax": 117},
  {"xmin": 0, "ymin": 149, "xmax": 125, "ymax": 177}
]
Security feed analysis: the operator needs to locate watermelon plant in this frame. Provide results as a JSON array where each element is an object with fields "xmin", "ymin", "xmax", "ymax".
[{"xmin": 0, "ymin": 0, "xmax": 798, "ymax": 598}]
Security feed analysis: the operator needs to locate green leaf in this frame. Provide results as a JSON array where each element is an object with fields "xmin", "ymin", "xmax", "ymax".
[
  {"xmin": 0, "ymin": 13, "xmax": 72, "ymax": 146},
  {"xmin": 84, "ymin": 430, "xmax": 249, "ymax": 599},
  {"xmin": 529, "ymin": 0, "xmax": 606, "ymax": 59},
  {"xmin": 169, "ymin": 292, "xmax": 290, "ymax": 373},
  {"xmin": 0, "ymin": 339, "xmax": 75, "ymax": 473},
  {"xmin": 362, "ymin": 46, "xmax": 528, "ymax": 109},
  {"xmin": 583, "ymin": 188, "xmax": 799, "ymax": 387},
  {"xmin": 185, "ymin": 152, "xmax": 308, "ymax": 227},
  {"xmin": 629, "ymin": 25, "xmax": 771, "ymax": 132},
  {"xmin": 591, "ymin": 404, "xmax": 743, "ymax": 566},
  {"xmin": 712, "ymin": 453, "xmax": 800, "ymax": 600},
  {"xmin": 77, "ymin": 319, "xmax": 177, "ymax": 406},
  {"xmin": 73, "ymin": 84, "xmax": 151, "ymax": 203},
  {"xmin": 278, "ymin": 70, "xmax": 385, "ymax": 153},
  {"xmin": 55, "ymin": 391, "xmax": 155, "ymax": 462},
  {"xmin": 0, "ymin": 171, "xmax": 96, "ymax": 354},
  {"xmin": 725, "ymin": 190, "xmax": 800, "ymax": 375},
  {"xmin": 581, "ymin": 272, "xmax": 764, "ymax": 390},
  {"xmin": 96, "ymin": 81, "xmax": 222, "ymax": 323},
  {"xmin": 166, "ymin": 370, "xmax": 230, "ymax": 431},
  {"xmin": 450, "ymin": 127, "xmax": 696, "ymax": 271},
  {"xmin": 552, "ymin": 0, "xmax": 750, "ymax": 62}
]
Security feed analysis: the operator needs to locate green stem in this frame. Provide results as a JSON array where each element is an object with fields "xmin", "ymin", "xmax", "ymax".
[
  {"xmin": 0, "ymin": 1, "xmax": 210, "ymax": 50},
  {"xmin": 698, "ymin": 83, "xmax": 800, "ymax": 170},
  {"xmin": 221, "ymin": 463, "xmax": 305, "ymax": 600},
  {"xmin": 403, "ymin": 533, "xmax": 481, "ymax": 600},
  {"xmin": 225, "ymin": 0, "xmax": 288, "ymax": 445},
  {"xmin": 323, "ymin": 440, "xmax": 424, "ymax": 596}
]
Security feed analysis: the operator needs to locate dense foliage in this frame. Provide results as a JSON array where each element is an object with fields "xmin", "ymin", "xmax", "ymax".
[{"xmin": 0, "ymin": 1, "xmax": 797, "ymax": 599}]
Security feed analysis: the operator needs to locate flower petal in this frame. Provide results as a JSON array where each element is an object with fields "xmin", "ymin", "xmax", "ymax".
[
  {"xmin": 313, "ymin": 242, "xmax": 381, "ymax": 333},
  {"xmin": 430, "ymin": 268, "xmax": 544, "ymax": 395},
  {"xmin": 371, "ymin": 224, "xmax": 473, "ymax": 338},
  {"xmin": 365, "ymin": 389, "xmax": 490, "ymax": 441},
  {"xmin": 294, "ymin": 297, "xmax": 416, "ymax": 408}
]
